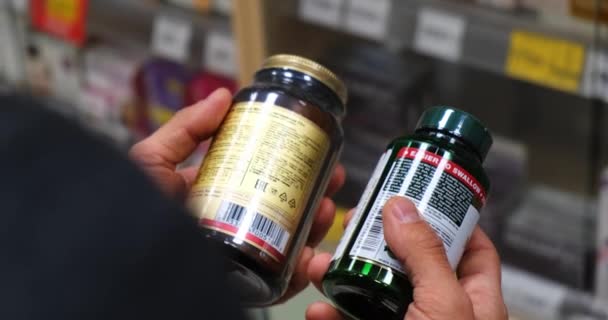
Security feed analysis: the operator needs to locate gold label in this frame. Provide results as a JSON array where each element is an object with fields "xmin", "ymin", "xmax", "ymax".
[{"xmin": 189, "ymin": 101, "xmax": 330, "ymax": 262}]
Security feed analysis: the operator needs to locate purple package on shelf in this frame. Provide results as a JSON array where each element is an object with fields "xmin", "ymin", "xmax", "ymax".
[{"xmin": 141, "ymin": 58, "xmax": 192, "ymax": 130}]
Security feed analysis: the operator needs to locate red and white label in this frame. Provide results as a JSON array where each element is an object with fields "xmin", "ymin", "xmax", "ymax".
[
  {"xmin": 201, "ymin": 218, "xmax": 286, "ymax": 263},
  {"xmin": 340, "ymin": 145, "xmax": 484, "ymax": 273},
  {"xmin": 398, "ymin": 147, "xmax": 487, "ymax": 204}
]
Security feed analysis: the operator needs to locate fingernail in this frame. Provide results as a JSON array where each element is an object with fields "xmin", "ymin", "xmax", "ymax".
[
  {"xmin": 388, "ymin": 197, "xmax": 420, "ymax": 224},
  {"xmin": 209, "ymin": 88, "xmax": 230, "ymax": 100},
  {"xmin": 198, "ymin": 88, "xmax": 229, "ymax": 106}
]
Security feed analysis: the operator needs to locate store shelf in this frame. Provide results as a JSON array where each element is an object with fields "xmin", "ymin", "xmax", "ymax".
[
  {"xmin": 298, "ymin": 0, "xmax": 602, "ymax": 99},
  {"xmin": 503, "ymin": 264, "xmax": 608, "ymax": 320},
  {"xmin": 0, "ymin": 79, "xmax": 11, "ymax": 94},
  {"xmin": 40, "ymin": 93, "xmax": 133, "ymax": 148},
  {"xmin": 87, "ymin": 0, "xmax": 234, "ymax": 71}
]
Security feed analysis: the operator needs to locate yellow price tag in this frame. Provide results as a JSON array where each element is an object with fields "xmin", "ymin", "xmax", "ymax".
[
  {"xmin": 47, "ymin": 0, "xmax": 79, "ymax": 24},
  {"xmin": 506, "ymin": 31, "xmax": 585, "ymax": 93},
  {"xmin": 325, "ymin": 206, "xmax": 349, "ymax": 243}
]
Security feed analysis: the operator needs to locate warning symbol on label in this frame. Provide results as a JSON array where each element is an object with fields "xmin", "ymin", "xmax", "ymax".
[
  {"xmin": 289, "ymin": 199, "xmax": 296, "ymax": 208},
  {"xmin": 280, "ymin": 192, "xmax": 287, "ymax": 202}
]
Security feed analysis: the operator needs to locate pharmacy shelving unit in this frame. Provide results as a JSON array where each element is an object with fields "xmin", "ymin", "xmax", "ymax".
[
  {"xmin": 292, "ymin": 0, "xmax": 603, "ymax": 101},
  {"xmin": 232, "ymin": 0, "xmax": 608, "ymax": 185},
  {"xmin": 88, "ymin": 0, "xmax": 236, "ymax": 78},
  {"xmin": 0, "ymin": 0, "xmax": 242, "ymax": 145},
  {"xmin": 234, "ymin": 0, "xmax": 606, "ymax": 97},
  {"xmin": 231, "ymin": 1, "xmax": 608, "ymax": 320},
  {"xmin": 4, "ymin": 1, "xmax": 608, "ymax": 319}
]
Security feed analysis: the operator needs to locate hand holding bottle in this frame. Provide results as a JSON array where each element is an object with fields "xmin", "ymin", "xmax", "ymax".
[
  {"xmin": 307, "ymin": 196, "xmax": 508, "ymax": 320},
  {"xmin": 129, "ymin": 88, "xmax": 346, "ymax": 304}
]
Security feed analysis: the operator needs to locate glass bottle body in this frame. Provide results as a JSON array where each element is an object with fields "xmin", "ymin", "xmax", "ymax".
[
  {"xmin": 190, "ymin": 67, "xmax": 344, "ymax": 306},
  {"xmin": 324, "ymin": 131, "xmax": 489, "ymax": 320}
]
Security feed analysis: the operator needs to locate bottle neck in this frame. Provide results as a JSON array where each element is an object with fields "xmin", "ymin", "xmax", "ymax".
[
  {"xmin": 415, "ymin": 129, "xmax": 485, "ymax": 163},
  {"xmin": 253, "ymin": 68, "xmax": 345, "ymax": 119}
]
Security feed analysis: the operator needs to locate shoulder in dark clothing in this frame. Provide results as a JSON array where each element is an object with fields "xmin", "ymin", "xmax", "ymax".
[{"xmin": 0, "ymin": 94, "xmax": 246, "ymax": 320}]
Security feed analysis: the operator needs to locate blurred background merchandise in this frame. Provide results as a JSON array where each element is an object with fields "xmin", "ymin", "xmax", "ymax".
[{"xmin": 2, "ymin": 0, "xmax": 608, "ymax": 319}]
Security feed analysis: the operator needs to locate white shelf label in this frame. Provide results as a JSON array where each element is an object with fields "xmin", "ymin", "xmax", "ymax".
[
  {"xmin": 583, "ymin": 50, "xmax": 608, "ymax": 102},
  {"xmin": 299, "ymin": 0, "xmax": 344, "ymax": 28},
  {"xmin": 502, "ymin": 265, "xmax": 566, "ymax": 319},
  {"xmin": 10, "ymin": 0, "xmax": 28, "ymax": 13},
  {"xmin": 212, "ymin": 0, "xmax": 232, "ymax": 15},
  {"xmin": 204, "ymin": 31, "xmax": 237, "ymax": 77},
  {"xmin": 344, "ymin": 0, "xmax": 391, "ymax": 40},
  {"xmin": 413, "ymin": 8, "xmax": 466, "ymax": 62},
  {"xmin": 0, "ymin": 9, "xmax": 22, "ymax": 84},
  {"xmin": 151, "ymin": 15, "xmax": 193, "ymax": 63}
]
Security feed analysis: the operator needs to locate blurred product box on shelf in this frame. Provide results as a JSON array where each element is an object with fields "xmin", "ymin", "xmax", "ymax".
[
  {"xmin": 30, "ymin": 0, "xmax": 88, "ymax": 46},
  {"xmin": 595, "ymin": 168, "xmax": 608, "ymax": 301},
  {"xmin": 477, "ymin": 0, "xmax": 522, "ymax": 11},
  {"xmin": 186, "ymin": 69, "xmax": 236, "ymax": 105},
  {"xmin": 165, "ymin": 0, "xmax": 232, "ymax": 15},
  {"xmin": 167, "ymin": 0, "xmax": 212, "ymax": 12},
  {"xmin": 134, "ymin": 56, "xmax": 236, "ymax": 150},
  {"xmin": 503, "ymin": 264, "xmax": 608, "ymax": 320},
  {"xmin": 136, "ymin": 58, "xmax": 193, "ymax": 133},
  {"xmin": 24, "ymin": 33, "xmax": 81, "ymax": 108},
  {"xmin": 80, "ymin": 44, "xmax": 147, "ymax": 144},
  {"xmin": 521, "ymin": 0, "xmax": 569, "ymax": 15},
  {"xmin": 212, "ymin": 0, "xmax": 232, "ymax": 15},
  {"xmin": 502, "ymin": 185, "xmax": 596, "ymax": 290},
  {"xmin": 0, "ymin": 5, "xmax": 25, "ymax": 85},
  {"xmin": 570, "ymin": 0, "xmax": 608, "ymax": 24},
  {"xmin": 319, "ymin": 45, "xmax": 433, "ymax": 207},
  {"xmin": 480, "ymin": 136, "xmax": 527, "ymax": 248},
  {"xmin": 11, "ymin": 0, "xmax": 28, "ymax": 14}
]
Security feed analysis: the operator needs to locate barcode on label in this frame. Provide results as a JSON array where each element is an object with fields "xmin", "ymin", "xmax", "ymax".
[
  {"xmin": 360, "ymin": 214, "xmax": 384, "ymax": 253},
  {"xmin": 217, "ymin": 201, "xmax": 290, "ymax": 253},
  {"xmin": 255, "ymin": 179, "xmax": 268, "ymax": 192}
]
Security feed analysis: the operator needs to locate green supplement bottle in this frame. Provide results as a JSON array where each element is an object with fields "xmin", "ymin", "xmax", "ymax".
[{"xmin": 323, "ymin": 107, "xmax": 492, "ymax": 320}]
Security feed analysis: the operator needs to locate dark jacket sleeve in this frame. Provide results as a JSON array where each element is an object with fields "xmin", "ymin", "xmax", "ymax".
[{"xmin": 0, "ymin": 95, "xmax": 246, "ymax": 320}]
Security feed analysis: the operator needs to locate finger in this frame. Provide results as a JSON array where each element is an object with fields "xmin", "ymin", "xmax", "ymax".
[
  {"xmin": 177, "ymin": 166, "xmax": 199, "ymax": 192},
  {"xmin": 382, "ymin": 197, "xmax": 459, "ymax": 290},
  {"xmin": 307, "ymin": 198, "xmax": 336, "ymax": 247},
  {"xmin": 275, "ymin": 246, "xmax": 314, "ymax": 304},
  {"xmin": 458, "ymin": 227, "xmax": 501, "ymax": 281},
  {"xmin": 306, "ymin": 302, "xmax": 344, "ymax": 320},
  {"xmin": 458, "ymin": 228, "xmax": 506, "ymax": 320},
  {"xmin": 307, "ymin": 252, "xmax": 332, "ymax": 292},
  {"xmin": 136, "ymin": 165, "xmax": 184, "ymax": 196},
  {"xmin": 342, "ymin": 208, "xmax": 354, "ymax": 229},
  {"xmin": 325, "ymin": 164, "xmax": 346, "ymax": 197},
  {"xmin": 130, "ymin": 88, "xmax": 232, "ymax": 166}
]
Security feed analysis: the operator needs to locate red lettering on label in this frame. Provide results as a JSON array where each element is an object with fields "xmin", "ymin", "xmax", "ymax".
[
  {"xmin": 200, "ymin": 218, "xmax": 286, "ymax": 262},
  {"xmin": 398, "ymin": 147, "xmax": 487, "ymax": 204}
]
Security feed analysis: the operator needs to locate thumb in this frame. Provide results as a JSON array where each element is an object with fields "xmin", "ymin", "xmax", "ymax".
[
  {"xmin": 130, "ymin": 88, "xmax": 232, "ymax": 166},
  {"xmin": 382, "ymin": 197, "xmax": 459, "ymax": 291}
]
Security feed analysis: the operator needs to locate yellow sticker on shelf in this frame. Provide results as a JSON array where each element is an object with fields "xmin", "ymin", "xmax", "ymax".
[
  {"xmin": 505, "ymin": 31, "xmax": 585, "ymax": 93},
  {"xmin": 325, "ymin": 206, "xmax": 349, "ymax": 243},
  {"xmin": 47, "ymin": 0, "xmax": 79, "ymax": 24}
]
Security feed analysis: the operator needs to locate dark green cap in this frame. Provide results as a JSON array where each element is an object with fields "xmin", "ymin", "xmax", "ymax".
[{"xmin": 416, "ymin": 106, "xmax": 493, "ymax": 161}]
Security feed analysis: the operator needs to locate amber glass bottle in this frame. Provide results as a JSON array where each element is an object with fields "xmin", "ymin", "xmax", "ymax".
[{"xmin": 189, "ymin": 55, "xmax": 346, "ymax": 306}]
